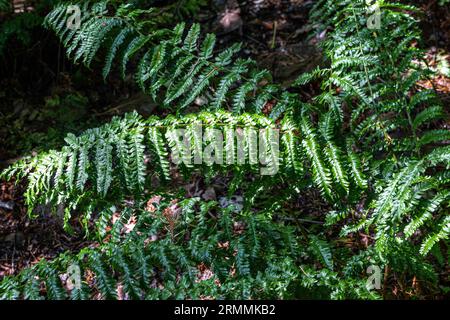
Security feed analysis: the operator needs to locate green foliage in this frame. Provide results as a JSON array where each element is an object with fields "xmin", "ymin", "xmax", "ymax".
[
  {"xmin": 299, "ymin": 0, "xmax": 449, "ymax": 256},
  {"xmin": 0, "ymin": 0, "xmax": 10, "ymax": 12},
  {"xmin": 43, "ymin": 1, "xmax": 292, "ymax": 115},
  {"xmin": 2, "ymin": 108, "xmax": 369, "ymax": 234},
  {"xmin": 0, "ymin": 12, "xmax": 40, "ymax": 53},
  {"xmin": 0, "ymin": 0, "xmax": 63, "ymax": 54},
  {"xmin": 1, "ymin": 0, "xmax": 449, "ymax": 300},
  {"xmin": 0, "ymin": 198, "xmax": 326, "ymax": 300},
  {"xmin": 0, "ymin": 196, "xmax": 388, "ymax": 300}
]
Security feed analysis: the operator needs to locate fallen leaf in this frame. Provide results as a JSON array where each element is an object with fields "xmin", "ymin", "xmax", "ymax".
[{"xmin": 219, "ymin": 8, "xmax": 243, "ymax": 32}]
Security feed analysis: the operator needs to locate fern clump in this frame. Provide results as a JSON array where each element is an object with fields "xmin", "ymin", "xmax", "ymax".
[
  {"xmin": 297, "ymin": 0, "xmax": 449, "ymax": 261},
  {"xmin": 0, "ymin": 0, "xmax": 449, "ymax": 300}
]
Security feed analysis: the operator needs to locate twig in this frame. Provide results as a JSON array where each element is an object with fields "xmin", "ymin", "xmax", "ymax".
[{"xmin": 270, "ymin": 21, "xmax": 277, "ymax": 49}]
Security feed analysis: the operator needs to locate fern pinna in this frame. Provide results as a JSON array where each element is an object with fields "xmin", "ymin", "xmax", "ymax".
[
  {"xmin": 0, "ymin": 0, "xmax": 449, "ymax": 299},
  {"xmin": 1, "ymin": 195, "xmax": 381, "ymax": 300}
]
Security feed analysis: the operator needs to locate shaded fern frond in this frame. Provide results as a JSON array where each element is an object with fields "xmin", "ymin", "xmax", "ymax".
[{"xmin": 44, "ymin": 2, "xmax": 294, "ymax": 115}]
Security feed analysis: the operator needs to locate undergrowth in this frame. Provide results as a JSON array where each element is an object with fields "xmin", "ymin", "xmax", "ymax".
[{"xmin": 0, "ymin": 0, "xmax": 448, "ymax": 299}]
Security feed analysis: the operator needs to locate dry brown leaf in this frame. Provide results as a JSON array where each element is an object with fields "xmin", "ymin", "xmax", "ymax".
[
  {"xmin": 219, "ymin": 8, "xmax": 243, "ymax": 32},
  {"xmin": 145, "ymin": 195, "xmax": 162, "ymax": 212},
  {"xmin": 196, "ymin": 262, "xmax": 214, "ymax": 282}
]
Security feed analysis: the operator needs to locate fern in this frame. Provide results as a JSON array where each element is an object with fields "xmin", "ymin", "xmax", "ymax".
[
  {"xmin": 0, "ymin": 199, "xmax": 311, "ymax": 300},
  {"xmin": 3, "ymin": 106, "xmax": 371, "ymax": 233},
  {"xmin": 1, "ymin": 0, "xmax": 449, "ymax": 300},
  {"xmin": 43, "ymin": 2, "xmax": 297, "ymax": 115}
]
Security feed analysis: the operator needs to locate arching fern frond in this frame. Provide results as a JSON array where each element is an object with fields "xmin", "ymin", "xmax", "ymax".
[{"xmin": 43, "ymin": 1, "xmax": 294, "ymax": 115}]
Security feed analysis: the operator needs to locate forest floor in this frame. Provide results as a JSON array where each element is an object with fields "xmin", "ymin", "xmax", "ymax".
[{"xmin": 0, "ymin": 0, "xmax": 449, "ymax": 297}]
